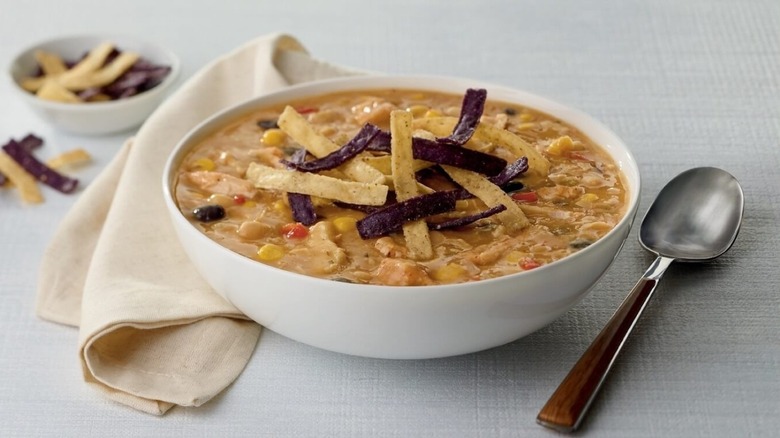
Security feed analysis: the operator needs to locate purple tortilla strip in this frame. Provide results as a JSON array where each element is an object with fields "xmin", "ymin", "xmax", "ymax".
[
  {"xmin": 411, "ymin": 137, "xmax": 506, "ymax": 176},
  {"xmin": 284, "ymin": 148, "xmax": 317, "ymax": 225},
  {"xmin": 287, "ymin": 193, "xmax": 317, "ymax": 225},
  {"xmin": 439, "ymin": 157, "xmax": 529, "ymax": 201},
  {"xmin": 439, "ymin": 88, "xmax": 487, "ymax": 146},
  {"xmin": 284, "ymin": 124, "xmax": 380, "ymax": 172},
  {"xmin": 2, "ymin": 139, "xmax": 78, "ymax": 193},
  {"xmin": 366, "ymin": 130, "xmax": 391, "ymax": 152},
  {"xmin": 363, "ymin": 129, "xmax": 506, "ymax": 176},
  {"xmin": 427, "ymin": 205, "xmax": 506, "ymax": 230},
  {"xmin": 105, "ymin": 66, "xmax": 172, "ymax": 99},
  {"xmin": 2, "ymin": 134, "xmax": 46, "ymax": 184},
  {"xmin": 489, "ymin": 157, "xmax": 529, "ymax": 186},
  {"xmin": 18, "ymin": 134, "xmax": 44, "ymax": 152},
  {"xmin": 356, "ymin": 191, "xmax": 457, "ymax": 239}
]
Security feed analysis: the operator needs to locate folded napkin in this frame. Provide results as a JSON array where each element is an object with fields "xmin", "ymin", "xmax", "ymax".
[{"xmin": 35, "ymin": 34, "xmax": 361, "ymax": 415}]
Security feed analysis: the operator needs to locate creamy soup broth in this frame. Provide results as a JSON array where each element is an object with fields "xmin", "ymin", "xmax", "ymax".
[{"xmin": 174, "ymin": 89, "xmax": 627, "ymax": 285}]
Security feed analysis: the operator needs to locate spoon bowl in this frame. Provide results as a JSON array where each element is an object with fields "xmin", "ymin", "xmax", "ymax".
[
  {"xmin": 640, "ymin": 167, "xmax": 744, "ymax": 261},
  {"xmin": 538, "ymin": 167, "xmax": 744, "ymax": 432}
]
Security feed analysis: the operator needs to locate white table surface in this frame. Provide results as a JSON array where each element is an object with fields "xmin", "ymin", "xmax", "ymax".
[{"xmin": 1, "ymin": 1, "xmax": 778, "ymax": 436}]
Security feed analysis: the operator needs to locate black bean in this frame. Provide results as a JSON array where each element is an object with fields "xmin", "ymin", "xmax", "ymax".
[
  {"xmin": 501, "ymin": 181, "xmax": 525, "ymax": 193},
  {"xmin": 503, "ymin": 108, "xmax": 517, "ymax": 116},
  {"xmin": 256, "ymin": 119, "xmax": 279, "ymax": 129},
  {"xmin": 192, "ymin": 204, "xmax": 226, "ymax": 222}
]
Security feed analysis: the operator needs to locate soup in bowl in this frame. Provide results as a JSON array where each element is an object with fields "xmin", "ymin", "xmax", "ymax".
[{"xmin": 162, "ymin": 75, "xmax": 640, "ymax": 359}]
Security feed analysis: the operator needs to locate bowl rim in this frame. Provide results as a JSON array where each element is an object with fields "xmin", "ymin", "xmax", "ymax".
[
  {"xmin": 162, "ymin": 74, "xmax": 641, "ymax": 293},
  {"xmin": 7, "ymin": 32, "xmax": 181, "ymax": 111}
]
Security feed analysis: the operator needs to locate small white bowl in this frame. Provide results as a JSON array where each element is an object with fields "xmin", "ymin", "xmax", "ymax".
[
  {"xmin": 163, "ymin": 75, "xmax": 641, "ymax": 359},
  {"xmin": 8, "ymin": 34, "xmax": 180, "ymax": 135}
]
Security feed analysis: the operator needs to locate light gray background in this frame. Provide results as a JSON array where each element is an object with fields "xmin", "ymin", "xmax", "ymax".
[{"xmin": 1, "ymin": 1, "xmax": 778, "ymax": 436}]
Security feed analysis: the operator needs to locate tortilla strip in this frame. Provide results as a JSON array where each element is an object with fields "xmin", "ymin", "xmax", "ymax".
[
  {"xmin": 46, "ymin": 148, "xmax": 92, "ymax": 170},
  {"xmin": 246, "ymin": 162, "xmax": 388, "ymax": 206},
  {"xmin": 59, "ymin": 52, "xmax": 140, "ymax": 90},
  {"xmin": 277, "ymin": 106, "xmax": 384, "ymax": 184},
  {"xmin": 391, "ymin": 110, "xmax": 432, "ymax": 259},
  {"xmin": 36, "ymin": 80, "xmax": 82, "ymax": 103},
  {"xmin": 58, "ymin": 42, "xmax": 115, "ymax": 83},
  {"xmin": 361, "ymin": 155, "xmax": 431, "ymax": 175},
  {"xmin": 413, "ymin": 117, "xmax": 550, "ymax": 176},
  {"xmin": 35, "ymin": 50, "xmax": 68, "ymax": 76},
  {"xmin": 0, "ymin": 151, "xmax": 43, "ymax": 204},
  {"xmin": 441, "ymin": 165, "xmax": 529, "ymax": 231}
]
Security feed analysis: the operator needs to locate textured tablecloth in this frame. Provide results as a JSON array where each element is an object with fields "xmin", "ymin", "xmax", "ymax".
[{"xmin": 1, "ymin": 0, "xmax": 778, "ymax": 436}]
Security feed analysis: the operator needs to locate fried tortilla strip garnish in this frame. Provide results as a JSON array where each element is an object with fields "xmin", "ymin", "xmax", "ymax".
[
  {"xmin": 36, "ymin": 80, "xmax": 83, "ymax": 103},
  {"xmin": 413, "ymin": 117, "xmax": 550, "ymax": 176},
  {"xmin": 0, "ymin": 151, "xmax": 43, "ymax": 204},
  {"xmin": 441, "ymin": 165, "xmax": 529, "ymax": 231},
  {"xmin": 35, "ymin": 50, "xmax": 68, "ymax": 76},
  {"xmin": 360, "ymin": 155, "xmax": 432, "ymax": 175},
  {"xmin": 277, "ymin": 106, "xmax": 384, "ymax": 183},
  {"xmin": 284, "ymin": 123, "xmax": 381, "ymax": 172},
  {"xmin": 438, "ymin": 88, "xmax": 487, "ymax": 145},
  {"xmin": 45, "ymin": 148, "xmax": 92, "ymax": 170},
  {"xmin": 356, "ymin": 191, "xmax": 457, "ymax": 239},
  {"xmin": 391, "ymin": 110, "xmax": 432, "ymax": 260},
  {"xmin": 58, "ymin": 51, "xmax": 140, "ymax": 90},
  {"xmin": 22, "ymin": 42, "xmax": 116, "ymax": 93},
  {"xmin": 246, "ymin": 162, "xmax": 388, "ymax": 206},
  {"xmin": 57, "ymin": 42, "xmax": 115, "ymax": 82}
]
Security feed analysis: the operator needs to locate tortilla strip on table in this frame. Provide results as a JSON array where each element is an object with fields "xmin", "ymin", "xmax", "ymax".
[{"xmin": 0, "ymin": 151, "xmax": 43, "ymax": 204}]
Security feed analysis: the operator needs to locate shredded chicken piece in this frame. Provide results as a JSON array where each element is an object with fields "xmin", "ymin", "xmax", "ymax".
[
  {"xmin": 537, "ymin": 185, "xmax": 585, "ymax": 202},
  {"xmin": 374, "ymin": 236, "xmax": 408, "ymax": 258},
  {"xmin": 353, "ymin": 99, "xmax": 397, "ymax": 125},
  {"xmin": 374, "ymin": 258, "xmax": 433, "ymax": 286},
  {"xmin": 288, "ymin": 222, "xmax": 347, "ymax": 275},
  {"xmin": 249, "ymin": 147, "xmax": 283, "ymax": 167},
  {"xmin": 184, "ymin": 171, "xmax": 257, "ymax": 198}
]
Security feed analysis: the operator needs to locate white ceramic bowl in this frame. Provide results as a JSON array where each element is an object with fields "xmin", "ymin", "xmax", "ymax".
[
  {"xmin": 162, "ymin": 75, "xmax": 641, "ymax": 359},
  {"xmin": 8, "ymin": 34, "xmax": 180, "ymax": 135}
]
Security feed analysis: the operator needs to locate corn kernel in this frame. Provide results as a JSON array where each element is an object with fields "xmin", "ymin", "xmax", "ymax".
[
  {"xmin": 424, "ymin": 109, "xmax": 442, "ymax": 118},
  {"xmin": 262, "ymin": 129, "xmax": 286, "ymax": 146},
  {"xmin": 519, "ymin": 112, "xmax": 534, "ymax": 122},
  {"xmin": 193, "ymin": 157, "xmax": 215, "ymax": 171},
  {"xmin": 407, "ymin": 105, "xmax": 429, "ymax": 117},
  {"xmin": 576, "ymin": 193, "xmax": 599, "ymax": 207},
  {"xmin": 243, "ymin": 200, "xmax": 257, "ymax": 208},
  {"xmin": 256, "ymin": 243, "xmax": 284, "ymax": 261},
  {"xmin": 333, "ymin": 217, "xmax": 358, "ymax": 233},
  {"xmin": 505, "ymin": 251, "xmax": 524, "ymax": 263},
  {"xmin": 432, "ymin": 263, "xmax": 467, "ymax": 282},
  {"xmin": 273, "ymin": 199, "xmax": 288, "ymax": 213},
  {"xmin": 207, "ymin": 193, "xmax": 234, "ymax": 207},
  {"xmin": 546, "ymin": 135, "xmax": 579, "ymax": 156}
]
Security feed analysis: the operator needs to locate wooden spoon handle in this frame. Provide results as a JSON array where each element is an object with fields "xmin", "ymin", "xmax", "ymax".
[{"xmin": 536, "ymin": 256, "xmax": 674, "ymax": 432}]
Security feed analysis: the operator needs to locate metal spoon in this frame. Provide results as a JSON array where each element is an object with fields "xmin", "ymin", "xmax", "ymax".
[{"xmin": 537, "ymin": 167, "xmax": 744, "ymax": 432}]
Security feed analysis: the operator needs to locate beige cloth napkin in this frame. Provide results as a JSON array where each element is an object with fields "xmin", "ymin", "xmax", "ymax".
[{"xmin": 35, "ymin": 34, "xmax": 360, "ymax": 415}]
